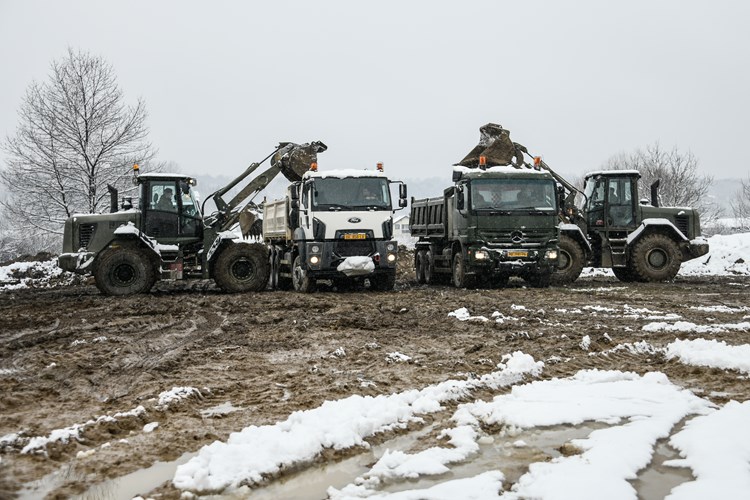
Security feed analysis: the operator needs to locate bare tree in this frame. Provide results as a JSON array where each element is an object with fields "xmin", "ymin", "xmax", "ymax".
[
  {"xmin": 730, "ymin": 176, "xmax": 750, "ymax": 231},
  {"xmin": 0, "ymin": 48, "xmax": 157, "ymax": 254},
  {"xmin": 602, "ymin": 143, "xmax": 721, "ymax": 223}
]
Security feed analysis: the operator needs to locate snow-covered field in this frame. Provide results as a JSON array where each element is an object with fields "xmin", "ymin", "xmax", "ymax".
[
  {"xmin": 170, "ymin": 356, "xmax": 750, "ymax": 499},
  {"xmin": 1, "ymin": 233, "xmax": 749, "ymax": 499}
]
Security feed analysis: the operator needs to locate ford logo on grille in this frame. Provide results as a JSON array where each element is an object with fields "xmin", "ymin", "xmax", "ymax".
[
  {"xmin": 348, "ymin": 217, "xmax": 361, "ymax": 223},
  {"xmin": 510, "ymin": 230, "xmax": 525, "ymax": 244}
]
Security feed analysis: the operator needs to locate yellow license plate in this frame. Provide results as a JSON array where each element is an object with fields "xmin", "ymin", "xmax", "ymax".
[
  {"xmin": 343, "ymin": 233, "xmax": 367, "ymax": 240},
  {"xmin": 508, "ymin": 250, "xmax": 528, "ymax": 258}
]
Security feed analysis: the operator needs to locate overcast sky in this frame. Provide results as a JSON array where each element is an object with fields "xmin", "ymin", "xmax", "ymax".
[{"xmin": 1, "ymin": 0, "xmax": 748, "ymax": 182}]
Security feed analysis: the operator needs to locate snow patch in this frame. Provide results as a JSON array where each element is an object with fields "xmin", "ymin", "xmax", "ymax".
[{"xmin": 665, "ymin": 339, "xmax": 750, "ymax": 374}]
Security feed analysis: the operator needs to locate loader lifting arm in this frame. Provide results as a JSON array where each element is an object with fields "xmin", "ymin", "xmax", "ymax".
[{"xmin": 203, "ymin": 141, "xmax": 327, "ymax": 232}]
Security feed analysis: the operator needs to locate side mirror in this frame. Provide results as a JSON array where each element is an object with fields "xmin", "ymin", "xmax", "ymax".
[
  {"xmin": 452, "ymin": 170, "xmax": 462, "ymax": 182},
  {"xmin": 399, "ymin": 183, "xmax": 407, "ymax": 199},
  {"xmin": 290, "ymin": 184, "xmax": 300, "ymax": 201},
  {"xmin": 399, "ymin": 198, "xmax": 407, "ymax": 208},
  {"xmin": 456, "ymin": 187, "xmax": 465, "ymax": 210},
  {"xmin": 180, "ymin": 181, "xmax": 190, "ymax": 195},
  {"xmin": 291, "ymin": 199, "xmax": 300, "ymax": 210}
]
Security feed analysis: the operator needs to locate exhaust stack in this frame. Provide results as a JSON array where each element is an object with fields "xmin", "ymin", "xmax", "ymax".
[
  {"xmin": 107, "ymin": 184, "xmax": 118, "ymax": 213},
  {"xmin": 650, "ymin": 180, "xmax": 660, "ymax": 207}
]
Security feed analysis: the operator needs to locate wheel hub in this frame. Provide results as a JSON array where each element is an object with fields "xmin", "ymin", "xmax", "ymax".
[
  {"xmin": 647, "ymin": 249, "xmax": 667, "ymax": 269},
  {"xmin": 558, "ymin": 251, "xmax": 571, "ymax": 271},
  {"xmin": 231, "ymin": 258, "xmax": 254, "ymax": 281},
  {"xmin": 112, "ymin": 263, "xmax": 136, "ymax": 285}
]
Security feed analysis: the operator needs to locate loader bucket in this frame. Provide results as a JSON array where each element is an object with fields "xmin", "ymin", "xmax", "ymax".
[
  {"xmin": 455, "ymin": 123, "xmax": 518, "ymax": 167},
  {"xmin": 272, "ymin": 141, "xmax": 328, "ymax": 182}
]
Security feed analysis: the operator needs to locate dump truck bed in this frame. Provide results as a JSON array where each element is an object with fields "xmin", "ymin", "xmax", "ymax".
[{"xmin": 262, "ymin": 199, "xmax": 290, "ymax": 241}]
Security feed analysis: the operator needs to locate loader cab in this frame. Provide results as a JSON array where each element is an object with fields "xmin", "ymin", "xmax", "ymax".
[
  {"xmin": 583, "ymin": 171, "xmax": 639, "ymax": 233},
  {"xmin": 138, "ymin": 174, "xmax": 202, "ymax": 242}
]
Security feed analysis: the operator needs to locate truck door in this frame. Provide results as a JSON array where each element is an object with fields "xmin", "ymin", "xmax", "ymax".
[
  {"xmin": 585, "ymin": 177, "xmax": 606, "ymax": 229},
  {"xmin": 144, "ymin": 180, "xmax": 180, "ymax": 240},
  {"xmin": 606, "ymin": 177, "xmax": 636, "ymax": 229},
  {"xmin": 177, "ymin": 181, "xmax": 202, "ymax": 238}
]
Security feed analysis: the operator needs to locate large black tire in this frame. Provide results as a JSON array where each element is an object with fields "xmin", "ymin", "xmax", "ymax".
[
  {"xmin": 277, "ymin": 253, "xmax": 294, "ymax": 291},
  {"xmin": 612, "ymin": 266, "xmax": 638, "ymax": 282},
  {"xmin": 452, "ymin": 253, "xmax": 476, "ymax": 289},
  {"xmin": 269, "ymin": 250, "xmax": 279, "ymax": 290},
  {"xmin": 415, "ymin": 250, "xmax": 427, "ymax": 284},
  {"xmin": 630, "ymin": 233, "xmax": 681, "ymax": 282},
  {"xmin": 292, "ymin": 255, "xmax": 316, "ymax": 293},
  {"xmin": 370, "ymin": 271, "xmax": 396, "ymax": 291},
  {"xmin": 213, "ymin": 243, "xmax": 270, "ymax": 293},
  {"xmin": 94, "ymin": 247, "xmax": 155, "ymax": 296},
  {"xmin": 552, "ymin": 235, "xmax": 585, "ymax": 285},
  {"xmin": 424, "ymin": 250, "xmax": 437, "ymax": 284}
]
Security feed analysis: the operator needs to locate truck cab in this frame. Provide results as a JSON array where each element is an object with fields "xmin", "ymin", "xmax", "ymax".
[
  {"xmin": 411, "ymin": 166, "xmax": 560, "ymax": 288},
  {"xmin": 264, "ymin": 166, "xmax": 407, "ymax": 292}
]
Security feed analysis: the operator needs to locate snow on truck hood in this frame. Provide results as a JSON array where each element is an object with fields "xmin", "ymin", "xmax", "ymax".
[{"xmin": 303, "ymin": 169, "xmax": 387, "ymax": 179}]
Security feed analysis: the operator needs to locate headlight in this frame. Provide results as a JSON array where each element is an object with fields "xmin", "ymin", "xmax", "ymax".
[
  {"xmin": 310, "ymin": 255, "xmax": 320, "ymax": 265},
  {"xmin": 311, "ymin": 245, "xmax": 320, "ymax": 253},
  {"xmin": 474, "ymin": 250, "xmax": 489, "ymax": 260},
  {"xmin": 387, "ymin": 253, "xmax": 397, "ymax": 263},
  {"xmin": 546, "ymin": 249, "xmax": 558, "ymax": 260}
]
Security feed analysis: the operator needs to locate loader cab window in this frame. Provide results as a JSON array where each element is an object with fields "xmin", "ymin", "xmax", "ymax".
[
  {"xmin": 144, "ymin": 180, "xmax": 202, "ymax": 239},
  {"xmin": 145, "ymin": 181, "xmax": 179, "ymax": 239},
  {"xmin": 606, "ymin": 177, "xmax": 635, "ymax": 227}
]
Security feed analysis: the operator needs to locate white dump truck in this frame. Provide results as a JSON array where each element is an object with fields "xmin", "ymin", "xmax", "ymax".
[{"xmin": 263, "ymin": 163, "xmax": 407, "ymax": 292}]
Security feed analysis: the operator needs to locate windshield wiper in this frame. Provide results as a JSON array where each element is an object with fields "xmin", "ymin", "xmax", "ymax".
[
  {"xmin": 477, "ymin": 208, "xmax": 512, "ymax": 215},
  {"xmin": 324, "ymin": 204, "xmax": 351, "ymax": 211}
]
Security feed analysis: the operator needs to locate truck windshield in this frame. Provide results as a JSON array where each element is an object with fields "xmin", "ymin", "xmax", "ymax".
[
  {"xmin": 471, "ymin": 179, "xmax": 557, "ymax": 211},
  {"xmin": 310, "ymin": 177, "xmax": 391, "ymax": 211}
]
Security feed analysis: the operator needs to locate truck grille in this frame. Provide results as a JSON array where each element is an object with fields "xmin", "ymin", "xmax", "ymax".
[
  {"xmin": 674, "ymin": 215, "xmax": 689, "ymax": 237},
  {"xmin": 78, "ymin": 223, "xmax": 97, "ymax": 249},
  {"xmin": 479, "ymin": 228, "xmax": 553, "ymax": 246},
  {"xmin": 334, "ymin": 240, "xmax": 375, "ymax": 257}
]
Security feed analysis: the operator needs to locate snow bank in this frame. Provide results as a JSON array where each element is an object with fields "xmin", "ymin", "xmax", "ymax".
[
  {"xmin": 0, "ymin": 259, "xmax": 81, "ymax": 290},
  {"xmin": 451, "ymin": 370, "xmax": 713, "ymax": 500},
  {"xmin": 680, "ymin": 233, "xmax": 750, "ymax": 276},
  {"xmin": 335, "ymin": 370, "xmax": 718, "ymax": 499},
  {"xmin": 642, "ymin": 321, "xmax": 750, "ymax": 334},
  {"xmin": 665, "ymin": 339, "xmax": 750, "ymax": 374},
  {"xmin": 172, "ymin": 352, "xmax": 543, "ymax": 493},
  {"xmin": 665, "ymin": 400, "xmax": 750, "ymax": 499}
]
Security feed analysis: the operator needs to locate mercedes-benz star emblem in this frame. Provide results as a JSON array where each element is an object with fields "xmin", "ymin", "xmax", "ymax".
[{"xmin": 510, "ymin": 230, "xmax": 525, "ymax": 244}]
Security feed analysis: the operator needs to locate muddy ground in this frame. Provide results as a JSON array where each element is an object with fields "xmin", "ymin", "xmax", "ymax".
[{"xmin": 1, "ymin": 253, "xmax": 749, "ymax": 498}]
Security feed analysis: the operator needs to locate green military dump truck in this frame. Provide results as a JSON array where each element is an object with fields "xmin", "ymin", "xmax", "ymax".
[
  {"xmin": 58, "ymin": 141, "xmax": 326, "ymax": 295},
  {"xmin": 409, "ymin": 124, "xmax": 559, "ymax": 288}
]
